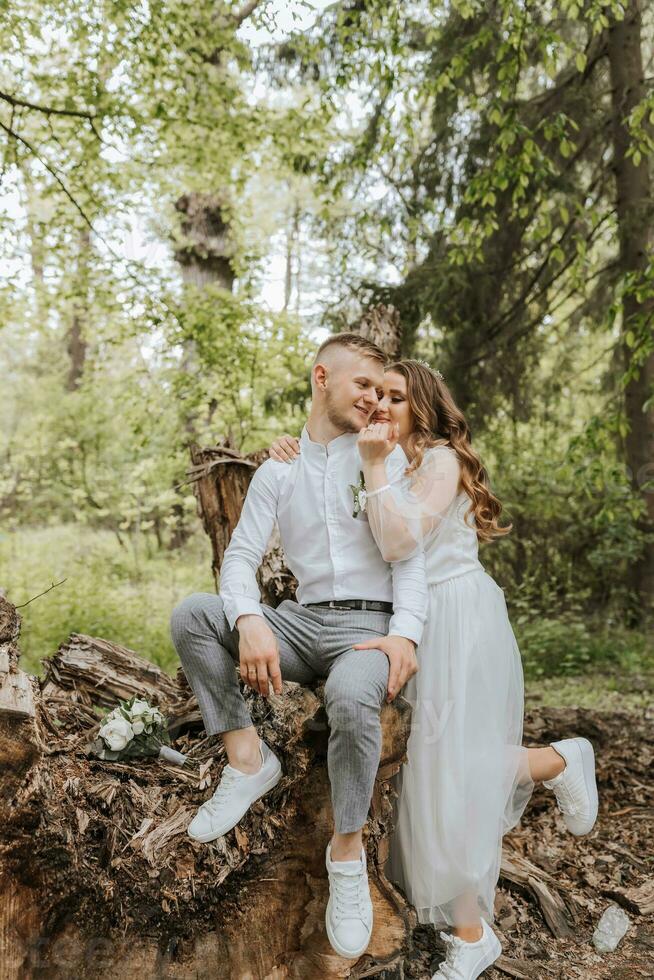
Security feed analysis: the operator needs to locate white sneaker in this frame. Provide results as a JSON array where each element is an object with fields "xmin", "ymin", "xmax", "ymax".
[
  {"xmin": 325, "ymin": 842, "xmax": 373, "ymax": 959},
  {"xmin": 187, "ymin": 739, "xmax": 282, "ymax": 843},
  {"xmin": 432, "ymin": 919, "xmax": 501, "ymax": 979},
  {"xmin": 543, "ymin": 736, "xmax": 598, "ymax": 836}
]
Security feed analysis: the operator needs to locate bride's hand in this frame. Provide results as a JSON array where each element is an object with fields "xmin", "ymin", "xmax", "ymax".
[
  {"xmin": 358, "ymin": 421, "xmax": 399, "ymax": 463},
  {"xmin": 269, "ymin": 434, "xmax": 301, "ymax": 463}
]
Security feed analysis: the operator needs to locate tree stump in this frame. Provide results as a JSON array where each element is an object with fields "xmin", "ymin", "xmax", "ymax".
[
  {"xmin": 0, "ymin": 598, "xmax": 416, "ymax": 979},
  {"xmin": 186, "ymin": 443, "xmax": 297, "ymax": 605}
]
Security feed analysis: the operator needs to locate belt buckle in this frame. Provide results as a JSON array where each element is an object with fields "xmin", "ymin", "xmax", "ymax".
[{"xmin": 329, "ymin": 600, "xmax": 352, "ymax": 610}]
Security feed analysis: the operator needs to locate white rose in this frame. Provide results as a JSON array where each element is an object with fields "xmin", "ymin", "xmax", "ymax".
[
  {"xmin": 359, "ymin": 489, "xmax": 368, "ymax": 512},
  {"xmin": 99, "ymin": 715, "xmax": 134, "ymax": 751},
  {"xmin": 129, "ymin": 698, "xmax": 151, "ymax": 720},
  {"xmin": 132, "ymin": 719, "xmax": 145, "ymax": 735},
  {"xmin": 144, "ymin": 708, "xmax": 164, "ymax": 730}
]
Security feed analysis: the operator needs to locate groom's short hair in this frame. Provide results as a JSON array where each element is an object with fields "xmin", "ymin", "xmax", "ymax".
[{"xmin": 314, "ymin": 332, "xmax": 388, "ymax": 366}]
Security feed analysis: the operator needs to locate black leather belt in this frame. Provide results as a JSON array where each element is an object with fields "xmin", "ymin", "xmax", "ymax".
[{"xmin": 304, "ymin": 599, "xmax": 393, "ymax": 613}]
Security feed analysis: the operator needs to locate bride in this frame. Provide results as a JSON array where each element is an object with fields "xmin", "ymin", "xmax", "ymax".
[{"xmin": 269, "ymin": 358, "xmax": 598, "ymax": 980}]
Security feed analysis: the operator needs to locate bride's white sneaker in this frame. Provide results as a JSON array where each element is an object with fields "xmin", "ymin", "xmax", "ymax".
[
  {"xmin": 431, "ymin": 919, "xmax": 501, "ymax": 979},
  {"xmin": 325, "ymin": 841, "xmax": 373, "ymax": 959},
  {"xmin": 187, "ymin": 739, "xmax": 282, "ymax": 843},
  {"xmin": 543, "ymin": 736, "xmax": 598, "ymax": 836}
]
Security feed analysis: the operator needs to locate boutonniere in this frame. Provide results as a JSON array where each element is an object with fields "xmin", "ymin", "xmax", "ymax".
[{"xmin": 349, "ymin": 470, "xmax": 368, "ymax": 517}]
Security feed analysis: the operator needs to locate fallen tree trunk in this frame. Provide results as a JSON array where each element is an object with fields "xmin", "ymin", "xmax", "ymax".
[{"xmin": 0, "ymin": 598, "xmax": 415, "ymax": 979}]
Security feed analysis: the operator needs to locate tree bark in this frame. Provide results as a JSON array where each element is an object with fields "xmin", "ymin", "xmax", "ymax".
[
  {"xmin": 173, "ymin": 191, "xmax": 235, "ymax": 293},
  {"xmin": 608, "ymin": 0, "xmax": 654, "ymax": 617},
  {"xmin": 357, "ymin": 304, "xmax": 403, "ymax": 361},
  {"xmin": 186, "ymin": 442, "xmax": 298, "ymax": 605}
]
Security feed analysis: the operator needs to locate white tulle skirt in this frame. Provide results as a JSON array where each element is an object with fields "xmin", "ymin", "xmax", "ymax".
[{"xmin": 384, "ymin": 567, "xmax": 534, "ymax": 928}]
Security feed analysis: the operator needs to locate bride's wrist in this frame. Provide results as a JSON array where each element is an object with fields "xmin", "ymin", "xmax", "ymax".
[{"xmin": 362, "ymin": 461, "xmax": 388, "ymax": 486}]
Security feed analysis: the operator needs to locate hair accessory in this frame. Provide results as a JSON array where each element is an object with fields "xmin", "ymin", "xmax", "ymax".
[{"xmin": 415, "ymin": 358, "xmax": 444, "ymax": 381}]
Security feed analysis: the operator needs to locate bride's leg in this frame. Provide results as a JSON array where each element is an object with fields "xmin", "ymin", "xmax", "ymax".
[
  {"xmin": 526, "ymin": 738, "xmax": 598, "ymax": 836},
  {"xmin": 526, "ymin": 745, "xmax": 566, "ymax": 782},
  {"xmin": 452, "ymin": 893, "xmax": 484, "ymax": 942}
]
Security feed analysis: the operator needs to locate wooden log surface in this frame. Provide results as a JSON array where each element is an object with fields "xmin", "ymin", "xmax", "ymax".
[
  {"xmin": 2, "ymin": 632, "xmax": 653, "ymax": 979},
  {"xmin": 0, "ymin": 600, "xmax": 36, "ymax": 721},
  {"xmin": 40, "ymin": 632, "xmax": 181, "ymax": 709}
]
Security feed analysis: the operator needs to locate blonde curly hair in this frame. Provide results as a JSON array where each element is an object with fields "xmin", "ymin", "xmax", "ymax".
[{"xmin": 387, "ymin": 359, "xmax": 512, "ymax": 542}]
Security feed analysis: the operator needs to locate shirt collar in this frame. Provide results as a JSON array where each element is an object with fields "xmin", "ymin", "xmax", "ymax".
[{"xmin": 300, "ymin": 422, "xmax": 358, "ymax": 458}]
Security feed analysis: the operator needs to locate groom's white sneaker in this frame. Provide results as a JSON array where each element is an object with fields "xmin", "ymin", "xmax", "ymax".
[
  {"xmin": 543, "ymin": 736, "xmax": 598, "ymax": 836},
  {"xmin": 431, "ymin": 920, "xmax": 501, "ymax": 979},
  {"xmin": 325, "ymin": 842, "xmax": 373, "ymax": 959},
  {"xmin": 187, "ymin": 739, "xmax": 282, "ymax": 843}
]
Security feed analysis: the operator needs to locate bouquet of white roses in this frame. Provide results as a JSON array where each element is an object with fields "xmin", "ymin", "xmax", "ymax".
[{"xmin": 91, "ymin": 695, "xmax": 186, "ymax": 766}]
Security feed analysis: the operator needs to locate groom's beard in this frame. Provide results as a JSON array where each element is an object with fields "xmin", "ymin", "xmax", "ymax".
[{"xmin": 325, "ymin": 392, "xmax": 369, "ymax": 433}]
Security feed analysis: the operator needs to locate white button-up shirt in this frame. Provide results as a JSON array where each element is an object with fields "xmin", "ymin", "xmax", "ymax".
[{"xmin": 219, "ymin": 424, "xmax": 427, "ymax": 644}]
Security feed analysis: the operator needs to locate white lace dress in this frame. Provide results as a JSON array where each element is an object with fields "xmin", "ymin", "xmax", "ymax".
[{"xmin": 365, "ymin": 445, "xmax": 533, "ymax": 928}]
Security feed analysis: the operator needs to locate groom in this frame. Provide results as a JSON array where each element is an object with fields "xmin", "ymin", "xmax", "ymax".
[{"xmin": 170, "ymin": 332, "xmax": 427, "ymax": 960}]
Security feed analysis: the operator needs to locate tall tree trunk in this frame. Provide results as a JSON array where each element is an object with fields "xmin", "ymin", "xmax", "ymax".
[
  {"xmin": 168, "ymin": 192, "xmax": 237, "ymax": 549},
  {"xmin": 608, "ymin": 0, "xmax": 654, "ymax": 618},
  {"xmin": 173, "ymin": 191, "xmax": 235, "ymax": 293},
  {"xmin": 172, "ymin": 190, "xmax": 236, "ymax": 407},
  {"xmin": 64, "ymin": 22, "xmax": 112, "ymax": 393},
  {"xmin": 283, "ymin": 200, "xmax": 301, "ymax": 312},
  {"xmin": 65, "ymin": 230, "xmax": 90, "ymax": 391},
  {"xmin": 166, "ymin": 3, "xmax": 267, "ymax": 550},
  {"xmin": 21, "ymin": 174, "xmax": 49, "ymax": 330}
]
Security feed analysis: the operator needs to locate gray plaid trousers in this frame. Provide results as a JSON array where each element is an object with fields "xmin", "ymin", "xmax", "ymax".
[{"xmin": 169, "ymin": 593, "xmax": 392, "ymax": 834}]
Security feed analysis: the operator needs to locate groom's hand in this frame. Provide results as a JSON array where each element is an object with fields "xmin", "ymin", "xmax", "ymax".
[
  {"xmin": 352, "ymin": 634, "xmax": 418, "ymax": 702},
  {"xmin": 235, "ymin": 615, "xmax": 283, "ymax": 698}
]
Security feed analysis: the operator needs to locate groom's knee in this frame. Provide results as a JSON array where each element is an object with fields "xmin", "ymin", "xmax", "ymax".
[
  {"xmin": 324, "ymin": 664, "xmax": 387, "ymax": 736},
  {"xmin": 170, "ymin": 592, "xmax": 229, "ymax": 651}
]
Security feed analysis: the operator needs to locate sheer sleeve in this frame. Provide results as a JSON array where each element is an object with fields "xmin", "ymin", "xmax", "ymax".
[{"xmin": 365, "ymin": 446, "xmax": 461, "ymax": 563}]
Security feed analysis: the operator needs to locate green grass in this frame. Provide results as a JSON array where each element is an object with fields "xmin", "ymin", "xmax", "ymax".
[
  {"xmin": 515, "ymin": 610, "xmax": 652, "ymax": 683},
  {"xmin": 525, "ymin": 672, "xmax": 652, "ymax": 713},
  {"xmin": 0, "ymin": 525, "xmax": 214, "ymax": 675}
]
